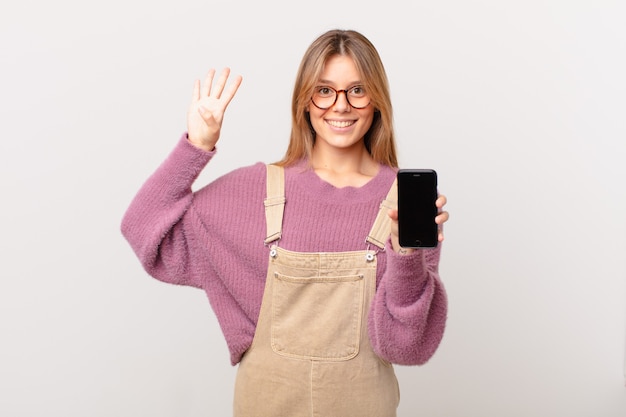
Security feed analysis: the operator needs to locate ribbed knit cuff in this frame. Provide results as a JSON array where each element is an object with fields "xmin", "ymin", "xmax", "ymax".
[
  {"xmin": 383, "ymin": 239, "xmax": 440, "ymax": 306},
  {"xmin": 156, "ymin": 133, "xmax": 216, "ymax": 194}
]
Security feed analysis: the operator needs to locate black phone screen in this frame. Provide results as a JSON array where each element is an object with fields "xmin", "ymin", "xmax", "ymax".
[{"xmin": 397, "ymin": 169, "xmax": 438, "ymax": 248}]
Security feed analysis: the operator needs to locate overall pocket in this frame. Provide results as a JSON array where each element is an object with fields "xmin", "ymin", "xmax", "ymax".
[{"xmin": 271, "ymin": 273, "xmax": 364, "ymax": 361}]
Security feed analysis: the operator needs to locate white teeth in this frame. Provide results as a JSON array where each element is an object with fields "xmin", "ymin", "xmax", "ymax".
[{"xmin": 327, "ymin": 120, "xmax": 354, "ymax": 128}]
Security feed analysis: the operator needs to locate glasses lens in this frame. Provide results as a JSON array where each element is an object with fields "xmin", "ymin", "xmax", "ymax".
[
  {"xmin": 311, "ymin": 86, "xmax": 370, "ymax": 109},
  {"xmin": 347, "ymin": 86, "xmax": 369, "ymax": 109},
  {"xmin": 312, "ymin": 87, "xmax": 335, "ymax": 109}
]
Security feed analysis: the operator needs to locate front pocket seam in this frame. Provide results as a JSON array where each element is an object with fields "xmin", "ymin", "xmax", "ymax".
[{"xmin": 270, "ymin": 273, "xmax": 364, "ymax": 361}]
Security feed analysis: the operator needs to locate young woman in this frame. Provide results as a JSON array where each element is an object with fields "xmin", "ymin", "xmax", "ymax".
[{"xmin": 122, "ymin": 29, "xmax": 449, "ymax": 417}]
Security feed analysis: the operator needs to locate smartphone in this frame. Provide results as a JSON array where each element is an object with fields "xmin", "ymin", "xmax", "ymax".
[{"xmin": 397, "ymin": 169, "xmax": 439, "ymax": 248}]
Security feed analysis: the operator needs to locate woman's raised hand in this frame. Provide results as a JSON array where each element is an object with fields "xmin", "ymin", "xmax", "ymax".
[{"xmin": 187, "ymin": 68, "xmax": 243, "ymax": 151}]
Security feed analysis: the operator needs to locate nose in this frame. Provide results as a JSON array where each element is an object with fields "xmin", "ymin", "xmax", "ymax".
[{"xmin": 333, "ymin": 89, "xmax": 351, "ymax": 111}]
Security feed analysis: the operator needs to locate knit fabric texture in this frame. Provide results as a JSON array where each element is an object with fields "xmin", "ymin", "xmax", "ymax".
[{"xmin": 121, "ymin": 134, "xmax": 447, "ymax": 366}]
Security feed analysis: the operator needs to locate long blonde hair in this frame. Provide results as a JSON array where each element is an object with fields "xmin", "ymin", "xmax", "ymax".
[{"xmin": 275, "ymin": 29, "xmax": 398, "ymax": 168}]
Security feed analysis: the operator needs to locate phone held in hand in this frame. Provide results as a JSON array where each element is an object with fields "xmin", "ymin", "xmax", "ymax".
[{"xmin": 397, "ymin": 169, "xmax": 438, "ymax": 248}]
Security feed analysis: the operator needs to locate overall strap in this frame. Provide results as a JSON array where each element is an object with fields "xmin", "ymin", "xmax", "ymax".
[
  {"xmin": 365, "ymin": 178, "xmax": 398, "ymax": 250},
  {"xmin": 264, "ymin": 164, "xmax": 286, "ymax": 245}
]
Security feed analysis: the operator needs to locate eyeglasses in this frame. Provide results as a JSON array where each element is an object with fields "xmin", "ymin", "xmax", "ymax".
[{"xmin": 311, "ymin": 85, "xmax": 370, "ymax": 110}]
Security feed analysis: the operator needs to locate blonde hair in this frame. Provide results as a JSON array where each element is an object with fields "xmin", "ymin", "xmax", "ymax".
[{"xmin": 275, "ymin": 29, "xmax": 398, "ymax": 168}]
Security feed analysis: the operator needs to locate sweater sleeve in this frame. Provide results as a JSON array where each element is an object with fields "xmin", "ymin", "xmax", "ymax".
[
  {"xmin": 368, "ymin": 241, "xmax": 448, "ymax": 365},
  {"xmin": 120, "ymin": 134, "xmax": 214, "ymax": 288}
]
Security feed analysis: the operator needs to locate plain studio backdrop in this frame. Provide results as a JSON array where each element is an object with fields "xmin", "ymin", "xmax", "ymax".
[{"xmin": 1, "ymin": 0, "xmax": 625, "ymax": 416}]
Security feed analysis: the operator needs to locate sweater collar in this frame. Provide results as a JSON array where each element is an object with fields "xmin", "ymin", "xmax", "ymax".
[{"xmin": 286, "ymin": 159, "xmax": 396, "ymax": 205}]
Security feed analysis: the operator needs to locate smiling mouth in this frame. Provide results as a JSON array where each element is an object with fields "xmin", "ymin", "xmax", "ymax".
[{"xmin": 326, "ymin": 120, "xmax": 356, "ymax": 128}]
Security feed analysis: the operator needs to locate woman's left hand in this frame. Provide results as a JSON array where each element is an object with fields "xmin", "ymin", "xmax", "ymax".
[{"xmin": 388, "ymin": 194, "xmax": 449, "ymax": 254}]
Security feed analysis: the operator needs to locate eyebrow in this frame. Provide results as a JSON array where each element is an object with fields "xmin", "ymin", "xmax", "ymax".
[{"xmin": 317, "ymin": 79, "xmax": 363, "ymax": 86}]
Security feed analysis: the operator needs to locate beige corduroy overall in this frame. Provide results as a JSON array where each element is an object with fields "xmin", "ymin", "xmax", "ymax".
[{"xmin": 233, "ymin": 165, "xmax": 399, "ymax": 417}]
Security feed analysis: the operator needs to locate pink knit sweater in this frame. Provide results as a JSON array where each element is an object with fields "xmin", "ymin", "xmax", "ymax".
[{"xmin": 121, "ymin": 135, "xmax": 447, "ymax": 366}]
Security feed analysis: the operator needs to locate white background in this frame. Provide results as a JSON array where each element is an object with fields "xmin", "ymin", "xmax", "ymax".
[{"xmin": 1, "ymin": 0, "xmax": 625, "ymax": 416}]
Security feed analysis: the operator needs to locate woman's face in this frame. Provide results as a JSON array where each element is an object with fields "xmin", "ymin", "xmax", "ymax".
[{"xmin": 307, "ymin": 55, "xmax": 375, "ymax": 153}]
